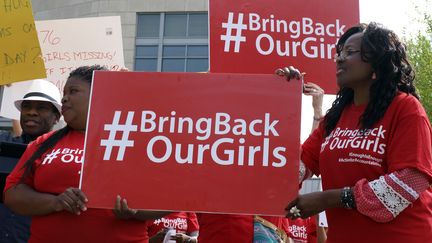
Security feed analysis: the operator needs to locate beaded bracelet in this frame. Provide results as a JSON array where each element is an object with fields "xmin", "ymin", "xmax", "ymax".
[
  {"xmin": 341, "ymin": 187, "xmax": 356, "ymax": 209},
  {"xmin": 313, "ymin": 116, "xmax": 322, "ymax": 121}
]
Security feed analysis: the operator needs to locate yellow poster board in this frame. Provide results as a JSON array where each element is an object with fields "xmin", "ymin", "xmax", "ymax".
[{"xmin": 0, "ymin": 0, "xmax": 46, "ymax": 84}]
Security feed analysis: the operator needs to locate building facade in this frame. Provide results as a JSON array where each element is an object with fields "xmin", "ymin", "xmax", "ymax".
[
  {"xmin": 1, "ymin": 0, "xmax": 208, "ymax": 130},
  {"xmin": 31, "ymin": 0, "xmax": 209, "ymax": 72}
]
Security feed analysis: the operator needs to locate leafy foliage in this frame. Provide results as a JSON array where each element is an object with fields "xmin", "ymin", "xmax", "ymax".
[{"xmin": 406, "ymin": 14, "xmax": 432, "ymax": 120}]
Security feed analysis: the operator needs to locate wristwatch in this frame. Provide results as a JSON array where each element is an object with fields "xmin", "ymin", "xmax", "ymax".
[{"xmin": 341, "ymin": 186, "xmax": 356, "ymax": 209}]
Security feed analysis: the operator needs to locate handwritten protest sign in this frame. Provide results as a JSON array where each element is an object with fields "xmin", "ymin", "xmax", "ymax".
[
  {"xmin": 36, "ymin": 16, "xmax": 125, "ymax": 92},
  {"xmin": 0, "ymin": 16, "xmax": 124, "ymax": 120},
  {"xmin": 81, "ymin": 71, "xmax": 302, "ymax": 216},
  {"xmin": 0, "ymin": 0, "xmax": 46, "ymax": 84}
]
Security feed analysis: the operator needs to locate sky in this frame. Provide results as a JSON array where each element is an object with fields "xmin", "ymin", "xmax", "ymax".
[{"xmin": 359, "ymin": 0, "xmax": 431, "ymax": 38}]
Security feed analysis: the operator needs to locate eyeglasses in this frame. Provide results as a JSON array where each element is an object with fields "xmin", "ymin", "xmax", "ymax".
[{"xmin": 335, "ymin": 50, "xmax": 361, "ymax": 59}]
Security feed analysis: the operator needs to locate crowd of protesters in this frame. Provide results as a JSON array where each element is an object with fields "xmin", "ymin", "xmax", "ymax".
[{"xmin": 1, "ymin": 22, "xmax": 431, "ymax": 243}]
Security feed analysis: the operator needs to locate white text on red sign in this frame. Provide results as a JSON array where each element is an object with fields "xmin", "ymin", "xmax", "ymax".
[
  {"xmin": 221, "ymin": 12, "xmax": 346, "ymax": 59},
  {"xmin": 100, "ymin": 110, "xmax": 289, "ymax": 168}
]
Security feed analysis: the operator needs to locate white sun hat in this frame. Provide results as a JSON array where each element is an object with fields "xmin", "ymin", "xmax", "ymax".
[{"xmin": 14, "ymin": 79, "xmax": 62, "ymax": 114}]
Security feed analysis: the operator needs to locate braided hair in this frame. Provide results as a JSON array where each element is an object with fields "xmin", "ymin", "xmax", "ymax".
[
  {"xmin": 324, "ymin": 23, "xmax": 418, "ymax": 136},
  {"xmin": 19, "ymin": 65, "xmax": 107, "ymax": 181}
]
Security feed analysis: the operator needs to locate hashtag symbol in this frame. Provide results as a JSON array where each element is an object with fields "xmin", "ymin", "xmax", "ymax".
[
  {"xmin": 221, "ymin": 12, "xmax": 247, "ymax": 53},
  {"xmin": 100, "ymin": 111, "xmax": 137, "ymax": 161},
  {"xmin": 42, "ymin": 149, "xmax": 61, "ymax": 165}
]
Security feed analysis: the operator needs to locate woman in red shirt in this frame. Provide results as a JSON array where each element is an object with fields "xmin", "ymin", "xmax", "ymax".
[
  {"xmin": 4, "ymin": 66, "xmax": 168, "ymax": 243},
  {"xmin": 279, "ymin": 22, "xmax": 432, "ymax": 243}
]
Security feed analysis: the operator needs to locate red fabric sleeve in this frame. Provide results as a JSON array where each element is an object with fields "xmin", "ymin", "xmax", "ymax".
[
  {"xmin": 186, "ymin": 212, "xmax": 199, "ymax": 233},
  {"xmin": 386, "ymin": 97, "xmax": 432, "ymax": 179},
  {"xmin": 354, "ymin": 168, "xmax": 430, "ymax": 222},
  {"xmin": 301, "ymin": 121, "xmax": 325, "ymax": 176}
]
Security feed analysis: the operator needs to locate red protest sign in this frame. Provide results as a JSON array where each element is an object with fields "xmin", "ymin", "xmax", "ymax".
[
  {"xmin": 209, "ymin": 0, "xmax": 359, "ymax": 94},
  {"xmin": 81, "ymin": 71, "xmax": 302, "ymax": 216}
]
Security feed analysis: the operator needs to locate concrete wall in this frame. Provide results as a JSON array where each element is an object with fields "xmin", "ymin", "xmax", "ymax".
[{"xmin": 31, "ymin": 0, "xmax": 208, "ymax": 69}]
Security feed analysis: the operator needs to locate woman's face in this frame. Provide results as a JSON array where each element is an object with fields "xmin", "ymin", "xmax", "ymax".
[
  {"xmin": 336, "ymin": 32, "xmax": 374, "ymax": 89},
  {"xmin": 61, "ymin": 77, "xmax": 91, "ymax": 131}
]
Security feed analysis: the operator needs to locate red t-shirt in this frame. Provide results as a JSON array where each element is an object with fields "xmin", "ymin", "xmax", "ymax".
[
  {"xmin": 302, "ymin": 93, "xmax": 432, "ymax": 243},
  {"xmin": 197, "ymin": 214, "xmax": 289, "ymax": 243},
  {"xmin": 262, "ymin": 216, "xmax": 290, "ymax": 235},
  {"xmin": 147, "ymin": 212, "xmax": 199, "ymax": 237},
  {"xmin": 288, "ymin": 217, "xmax": 317, "ymax": 243},
  {"xmin": 5, "ymin": 130, "xmax": 149, "ymax": 243}
]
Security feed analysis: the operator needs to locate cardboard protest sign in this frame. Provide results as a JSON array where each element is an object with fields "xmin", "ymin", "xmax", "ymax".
[
  {"xmin": 81, "ymin": 71, "xmax": 302, "ymax": 216},
  {"xmin": 36, "ymin": 16, "xmax": 125, "ymax": 92},
  {"xmin": 0, "ymin": 0, "xmax": 46, "ymax": 84},
  {"xmin": 0, "ymin": 16, "xmax": 124, "ymax": 120},
  {"xmin": 209, "ymin": 0, "xmax": 359, "ymax": 94}
]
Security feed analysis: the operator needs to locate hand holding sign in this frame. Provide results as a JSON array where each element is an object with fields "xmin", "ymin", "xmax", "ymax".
[{"xmin": 113, "ymin": 195, "xmax": 138, "ymax": 220}]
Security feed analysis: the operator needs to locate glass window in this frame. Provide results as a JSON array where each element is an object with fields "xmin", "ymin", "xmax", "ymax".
[
  {"xmin": 136, "ymin": 12, "xmax": 209, "ymax": 72},
  {"xmin": 163, "ymin": 46, "xmax": 186, "ymax": 57},
  {"xmin": 187, "ymin": 45, "xmax": 208, "ymax": 57},
  {"xmin": 136, "ymin": 46, "xmax": 158, "ymax": 57},
  {"xmin": 164, "ymin": 14, "xmax": 187, "ymax": 37},
  {"xmin": 136, "ymin": 14, "xmax": 160, "ymax": 37},
  {"xmin": 162, "ymin": 59, "xmax": 185, "ymax": 72},
  {"xmin": 188, "ymin": 14, "xmax": 208, "ymax": 37},
  {"xmin": 135, "ymin": 59, "xmax": 157, "ymax": 71},
  {"xmin": 186, "ymin": 59, "xmax": 208, "ymax": 72}
]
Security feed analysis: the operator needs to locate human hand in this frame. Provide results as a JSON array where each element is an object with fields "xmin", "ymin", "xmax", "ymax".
[
  {"xmin": 113, "ymin": 195, "xmax": 138, "ymax": 220},
  {"xmin": 304, "ymin": 82, "xmax": 324, "ymax": 114},
  {"xmin": 150, "ymin": 228, "xmax": 168, "ymax": 243},
  {"xmin": 285, "ymin": 192, "xmax": 329, "ymax": 219},
  {"xmin": 54, "ymin": 187, "xmax": 88, "ymax": 215},
  {"xmin": 170, "ymin": 233, "xmax": 192, "ymax": 243},
  {"xmin": 275, "ymin": 66, "xmax": 305, "ymax": 81}
]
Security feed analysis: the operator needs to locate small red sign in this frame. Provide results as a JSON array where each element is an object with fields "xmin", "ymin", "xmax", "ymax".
[{"xmin": 209, "ymin": 0, "xmax": 359, "ymax": 94}]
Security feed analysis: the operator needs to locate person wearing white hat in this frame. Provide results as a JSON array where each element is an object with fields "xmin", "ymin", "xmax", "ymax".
[
  {"xmin": 0, "ymin": 79, "xmax": 61, "ymax": 144},
  {"xmin": 14, "ymin": 79, "xmax": 61, "ymax": 141},
  {"xmin": 0, "ymin": 79, "xmax": 61, "ymax": 243}
]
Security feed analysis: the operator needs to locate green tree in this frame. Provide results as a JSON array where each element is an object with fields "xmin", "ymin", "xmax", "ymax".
[{"xmin": 406, "ymin": 13, "xmax": 432, "ymax": 121}]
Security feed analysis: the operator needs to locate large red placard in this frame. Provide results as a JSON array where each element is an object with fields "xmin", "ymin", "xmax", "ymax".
[{"xmin": 81, "ymin": 71, "xmax": 302, "ymax": 216}]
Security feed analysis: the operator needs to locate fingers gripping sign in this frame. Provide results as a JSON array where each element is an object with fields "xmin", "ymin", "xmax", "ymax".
[
  {"xmin": 275, "ymin": 66, "xmax": 325, "ymax": 114},
  {"xmin": 275, "ymin": 66, "xmax": 307, "ymax": 95},
  {"xmin": 55, "ymin": 187, "xmax": 88, "ymax": 215},
  {"xmin": 275, "ymin": 66, "xmax": 306, "ymax": 81},
  {"xmin": 285, "ymin": 192, "xmax": 329, "ymax": 219},
  {"xmin": 113, "ymin": 195, "xmax": 138, "ymax": 220},
  {"xmin": 170, "ymin": 233, "xmax": 191, "ymax": 243}
]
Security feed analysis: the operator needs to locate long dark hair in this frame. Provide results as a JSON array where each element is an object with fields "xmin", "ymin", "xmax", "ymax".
[
  {"xmin": 20, "ymin": 65, "xmax": 107, "ymax": 181},
  {"xmin": 324, "ymin": 22, "xmax": 418, "ymax": 136}
]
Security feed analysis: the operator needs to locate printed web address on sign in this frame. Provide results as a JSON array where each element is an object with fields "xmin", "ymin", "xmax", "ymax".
[{"xmin": 99, "ymin": 110, "xmax": 290, "ymax": 168}]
